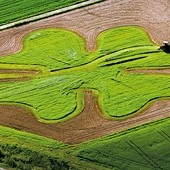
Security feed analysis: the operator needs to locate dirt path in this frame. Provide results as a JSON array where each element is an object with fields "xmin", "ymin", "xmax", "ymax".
[
  {"xmin": 0, "ymin": 0, "xmax": 101, "ymax": 30},
  {"xmin": 1, "ymin": 0, "xmax": 170, "ymax": 56},
  {"xmin": 0, "ymin": 69, "xmax": 39, "ymax": 74},
  {"xmin": 0, "ymin": 69, "xmax": 40, "ymax": 82},
  {"xmin": 0, "ymin": 91, "xmax": 169, "ymax": 144},
  {"xmin": 128, "ymin": 68, "xmax": 170, "ymax": 74},
  {"xmin": 0, "ymin": 0, "xmax": 170, "ymax": 144},
  {"xmin": 0, "ymin": 78, "xmax": 29, "ymax": 82}
]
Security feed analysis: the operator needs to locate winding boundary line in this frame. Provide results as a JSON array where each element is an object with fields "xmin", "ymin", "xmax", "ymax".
[
  {"xmin": 0, "ymin": 0, "xmax": 103, "ymax": 30},
  {"xmin": 1, "ymin": 0, "xmax": 170, "ymax": 55},
  {"xmin": 0, "ymin": 91, "xmax": 170, "ymax": 144}
]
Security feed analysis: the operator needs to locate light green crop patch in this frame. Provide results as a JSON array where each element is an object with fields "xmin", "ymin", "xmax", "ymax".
[{"xmin": 0, "ymin": 26, "xmax": 170, "ymax": 122}]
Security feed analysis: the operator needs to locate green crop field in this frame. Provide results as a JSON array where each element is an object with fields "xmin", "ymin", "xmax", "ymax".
[
  {"xmin": 0, "ymin": 0, "xmax": 91, "ymax": 25},
  {"xmin": 72, "ymin": 118, "xmax": 170, "ymax": 170},
  {"xmin": 0, "ymin": 26, "xmax": 170, "ymax": 122},
  {"xmin": 0, "ymin": 26, "xmax": 170, "ymax": 169},
  {"xmin": 0, "ymin": 118, "xmax": 169, "ymax": 169}
]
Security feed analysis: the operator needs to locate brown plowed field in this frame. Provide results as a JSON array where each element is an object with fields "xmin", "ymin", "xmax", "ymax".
[
  {"xmin": 1, "ymin": 0, "xmax": 170, "ymax": 56},
  {"xmin": 0, "ymin": 0, "xmax": 170, "ymax": 144},
  {"xmin": 0, "ymin": 91, "xmax": 169, "ymax": 144}
]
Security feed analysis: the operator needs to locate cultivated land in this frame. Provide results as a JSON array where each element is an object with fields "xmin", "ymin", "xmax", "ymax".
[
  {"xmin": 0, "ymin": 0, "xmax": 95, "ymax": 26},
  {"xmin": 1, "ymin": 0, "xmax": 170, "ymax": 56},
  {"xmin": 0, "ymin": 26, "xmax": 170, "ymax": 121},
  {"xmin": 0, "ymin": 0, "xmax": 170, "ymax": 169},
  {"xmin": 0, "ymin": 117, "xmax": 169, "ymax": 169},
  {"xmin": 72, "ymin": 118, "xmax": 170, "ymax": 170},
  {"xmin": 0, "ymin": 91, "xmax": 170, "ymax": 144}
]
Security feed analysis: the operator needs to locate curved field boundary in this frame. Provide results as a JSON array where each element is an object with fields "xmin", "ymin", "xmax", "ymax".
[
  {"xmin": 0, "ymin": 91, "xmax": 169, "ymax": 144},
  {"xmin": 1, "ymin": 0, "xmax": 170, "ymax": 56},
  {"xmin": 0, "ymin": 26, "xmax": 170, "ymax": 122},
  {"xmin": 0, "ymin": 0, "xmax": 102, "ymax": 30}
]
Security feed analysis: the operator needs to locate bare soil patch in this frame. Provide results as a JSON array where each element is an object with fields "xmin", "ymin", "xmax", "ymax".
[
  {"xmin": 0, "ymin": 78, "xmax": 29, "ymax": 82},
  {"xmin": 0, "ymin": 69, "xmax": 39, "ymax": 74},
  {"xmin": 1, "ymin": 0, "xmax": 170, "ymax": 56},
  {"xmin": 0, "ymin": 91, "xmax": 169, "ymax": 144},
  {"xmin": 0, "ymin": 69, "xmax": 40, "ymax": 82},
  {"xmin": 128, "ymin": 68, "xmax": 170, "ymax": 74}
]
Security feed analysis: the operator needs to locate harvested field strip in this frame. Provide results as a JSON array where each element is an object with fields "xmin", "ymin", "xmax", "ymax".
[
  {"xmin": 0, "ymin": 77, "xmax": 30, "ymax": 82},
  {"xmin": 1, "ymin": 0, "xmax": 170, "ymax": 55},
  {"xmin": 0, "ymin": 63, "xmax": 48, "ymax": 82},
  {"xmin": 0, "ymin": 68, "xmax": 41, "ymax": 81},
  {"xmin": 0, "ymin": 69, "xmax": 39, "ymax": 74},
  {"xmin": 0, "ymin": 91, "xmax": 169, "ymax": 144},
  {"xmin": 127, "ymin": 68, "xmax": 170, "ymax": 74}
]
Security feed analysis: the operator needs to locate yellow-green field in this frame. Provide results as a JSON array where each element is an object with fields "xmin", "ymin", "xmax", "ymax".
[
  {"xmin": 0, "ymin": 26, "xmax": 170, "ymax": 169},
  {"xmin": 0, "ymin": 26, "xmax": 170, "ymax": 121}
]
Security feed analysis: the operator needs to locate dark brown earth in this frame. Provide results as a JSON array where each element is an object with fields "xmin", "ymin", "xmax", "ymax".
[
  {"xmin": 0, "ymin": 78, "xmax": 29, "ymax": 82},
  {"xmin": 1, "ymin": 0, "xmax": 170, "ymax": 56},
  {"xmin": 0, "ymin": 91, "xmax": 169, "ymax": 144},
  {"xmin": 0, "ymin": 69, "xmax": 39, "ymax": 74},
  {"xmin": 0, "ymin": 69, "xmax": 40, "ymax": 81}
]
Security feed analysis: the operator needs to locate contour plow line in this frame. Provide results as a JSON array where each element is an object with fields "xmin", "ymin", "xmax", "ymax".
[
  {"xmin": 0, "ymin": 26, "xmax": 170, "ymax": 144},
  {"xmin": 0, "ymin": 45, "xmax": 159, "ymax": 81},
  {"xmin": 1, "ymin": 0, "xmax": 170, "ymax": 56},
  {"xmin": 0, "ymin": 0, "xmax": 103, "ymax": 30},
  {"xmin": 0, "ymin": 91, "xmax": 170, "ymax": 144}
]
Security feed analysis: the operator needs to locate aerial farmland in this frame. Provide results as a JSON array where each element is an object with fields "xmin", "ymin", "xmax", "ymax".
[{"xmin": 0, "ymin": 0, "xmax": 170, "ymax": 169}]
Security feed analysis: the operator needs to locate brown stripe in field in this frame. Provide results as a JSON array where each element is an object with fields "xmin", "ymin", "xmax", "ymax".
[
  {"xmin": 128, "ymin": 68, "xmax": 170, "ymax": 74},
  {"xmin": 0, "ymin": 91, "xmax": 169, "ymax": 144},
  {"xmin": 0, "ymin": 78, "xmax": 29, "ymax": 82},
  {"xmin": 0, "ymin": 69, "xmax": 40, "ymax": 82},
  {"xmin": 0, "ymin": 69, "xmax": 39, "ymax": 74},
  {"xmin": 1, "ymin": 0, "xmax": 170, "ymax": 55}
]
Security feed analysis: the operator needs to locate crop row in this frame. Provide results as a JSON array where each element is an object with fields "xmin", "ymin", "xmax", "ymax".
[
  {"xmin": 0, "ymin": 26, "xmax": 170, "ymax": 121},
  {"xmin": 73, "ymin": 118, "xmax": 170, "ymax": 170},
  {"xmin": 0, "ymin": 0, "xmax": 89, "ymax": 25}
]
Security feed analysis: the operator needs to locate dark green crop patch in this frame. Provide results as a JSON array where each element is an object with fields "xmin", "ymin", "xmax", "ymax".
[
  {"xmin": 0, "ymin": 144, "xmax": 71, "ymax": 170},
  {"xmin": 0, "ymin": 0, "xmax": 90, "ymax": 25},
  {"xmin": 72, "ymin": 118, "xmax": 170, "ymax": 170}
]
